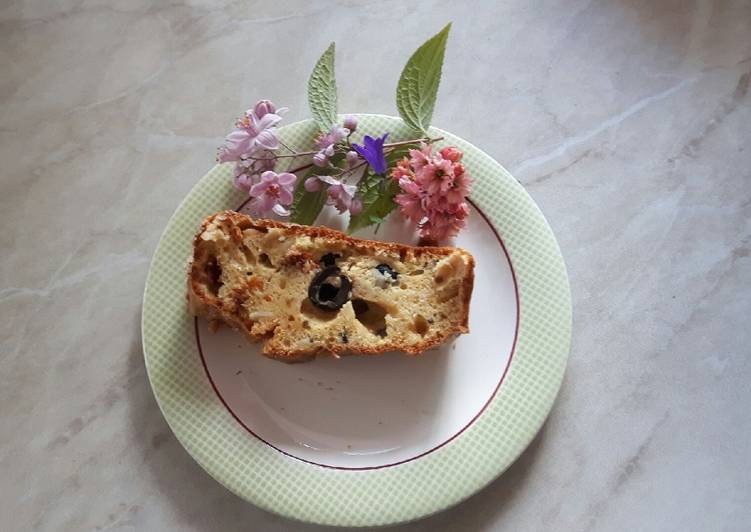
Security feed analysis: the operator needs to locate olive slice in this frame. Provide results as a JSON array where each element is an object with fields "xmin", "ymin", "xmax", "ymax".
[
  {"xmin": 376, "ymin": 263, "xmax": 398, "ymax": 281},
  {"xmin": 320, "ymin": 253, "xmax": 340, "ymax": 267},
  {"xmin": 308, "ymin": 266, "xmax": 352, "ymax": 311}
]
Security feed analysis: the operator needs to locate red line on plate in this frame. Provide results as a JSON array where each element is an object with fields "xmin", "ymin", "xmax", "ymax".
[{"xmin": 195, "ymin": 199, "xmax": 520, "ymax": 470}]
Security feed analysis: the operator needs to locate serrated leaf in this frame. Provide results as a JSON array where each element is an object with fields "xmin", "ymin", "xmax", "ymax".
[
  {"xmin": 347, "ymin": 172, "xmax": 400, "ymax": 233},
  {"xmin": 396, "ymin": 23, "xmax": 451, "ymax": 134},
  {"xmin": 290, "ymin": 169, "xmax": 327, "ymax": 225},
  {"xmin": 308, "ymin": 43, "xmax": 338, "ymax": 133}
]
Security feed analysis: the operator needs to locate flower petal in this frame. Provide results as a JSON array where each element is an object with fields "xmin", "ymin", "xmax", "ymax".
[
  {"xmin": 317, "ymin": 174, "xmax": 342, "ymax": 186},
  {"xmin": 256, "ymin": 129, "xmax": 279, "ymax": 150},
  {"xmin": 276, "ymin": 172, "xmax": 296, "ymax": 186},
  {"xmin": 249, "ymin": 180, "xmax": 270, "ymax": 197},
  {"xmin": 278, "ymin": 187, "xmax": 293, "ymax": 205},
  {"xmin": 259, "ymin": 171, "xmax": 277, "ymax": 183},
  {"xmin": 257, "ymin": 112, "xmax": 283, "ymax": 130}
]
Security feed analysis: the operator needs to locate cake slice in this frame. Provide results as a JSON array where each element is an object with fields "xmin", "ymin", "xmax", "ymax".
[{"xmin": 187, "ymin": 211, "xmax": 475, "ymax": 362}]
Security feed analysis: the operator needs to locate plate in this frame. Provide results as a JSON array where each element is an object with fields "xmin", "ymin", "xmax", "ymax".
[{"xmin": 142, "ymin": 114, "xmax": 571, "ymax": 526}]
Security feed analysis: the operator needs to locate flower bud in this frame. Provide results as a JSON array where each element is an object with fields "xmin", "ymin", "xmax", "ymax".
[
  {"xmin": 343, "ymin": 115, "xmax": 358, "ymax": 132},
  {"xmin": 349, "ymin": 198, "xmax": 363, "ymax": 216},
  {"xmin": 346, "ymin": 150, "xmax": 359, "ymax": 168},
  {"xmin": 324, "ymin": 144, "xmax": 335, "ymax": 157},
  {"xmin": 304, "ymin": 176, "xmax": 322, "ymax": 192},
  {"xmin": 313, "ymin": 152, "xmax": 329, "ymax": 167},
  {"xmin": 439, "ymin": 146, "xmax": 463, "ymax": 162},
  {"xmin": 233, "ymin": 172, "xmax": 255, "ymax": 193},
  {"xmin": 254, "ymin": 99, "xmax": 276, "ymax": 118}
]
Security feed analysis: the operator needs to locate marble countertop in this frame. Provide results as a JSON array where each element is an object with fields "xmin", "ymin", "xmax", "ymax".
[{"xmin": 2, "ymin": 1, "xmax": 749, "ymax": 530}]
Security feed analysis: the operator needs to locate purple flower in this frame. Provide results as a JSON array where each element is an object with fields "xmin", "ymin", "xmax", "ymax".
[
  {"xmin": 313, "ymin": 152, "xmax": 329, "ymax": 167},
  {"xmin": 248, "ymin": 171, "xmax": 297, "ymax": 216},
  {"xmin": 218, "ymin": 112, "xmax": 283, "ymax": 163},
  {"xmin": 352, "ymin": 133, "xmax": 389, "ymax": 175}
]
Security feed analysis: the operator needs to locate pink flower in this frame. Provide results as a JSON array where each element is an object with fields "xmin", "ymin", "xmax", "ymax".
[
  {"xmin": 439, "ymin": 146, "xmax": 463, "ymax": 163},
  {"xmin": 253, "ymin": 150, "xmax": 277, "ymax": 172},
  {"xmin": 343, "ymin": 115, "xmax": 358, "ymax": 132},
  {"xmin": 391, "ymin": 157, "xmax": 414, "ymax": 182},
  {"xmin": 395, "ymin": 177, "xmax": 426, "ymax": 223},
  {"xmin": 304, "ymin": 176, "xmax": 322, "ymax": 192},
  {"xmin": 248, "ymin": 171, "xmax": 296, "ymax": 216},
  {"xmin": 311, "ymin": 175, "xmax": 357, "ymax": 213},
  {"xmin": 346, "ymin": 150, "xmax": 360, "ymax": 168},
  {"xmin": 218, "ymin": 112, "xmax": 283, "ymax": 163},
  {"xmin": 253, "ymin": 99, "xmax": 276, "ymax": 119},
  {"xmin": 313, "ymin": 152, "xmax": 329, "ymax": 167},
  {"xmin": 444, "ymin": 165, "xmax": 472, "ymax": 204},
  {"xmin": 349, "ymin": 198, "xmax": 363, "ymax": 216},
  {"xmin": 315, "ymin": 125, "xmax": 349, "ymax": 150},
  {"xmin": 423, "ymin": 202, "xmax": 469, "ymax": 240},
  {"xmin": 407, "ymin": 143, "xmax": 433, "ymax": 172},
  {"xmin": 415, "ymin": 155, "xmax": 454, "ymax": 195},
  {"xmin": 394, "ymin": 144, "xmax": 472, "ymax": 241}
]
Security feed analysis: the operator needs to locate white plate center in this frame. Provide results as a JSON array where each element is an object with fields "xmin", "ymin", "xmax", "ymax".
[{"xmin": 197, "ymin": 204, "xmax": 518, "ymax": 469}]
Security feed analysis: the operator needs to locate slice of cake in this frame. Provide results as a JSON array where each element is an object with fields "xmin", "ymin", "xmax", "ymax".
[{"xmin": 187, "ymin": 211, "xmax": 475, "ymax": 362}]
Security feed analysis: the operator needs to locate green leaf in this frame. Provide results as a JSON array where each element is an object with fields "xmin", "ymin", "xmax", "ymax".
[
  {"xmin": 396, "ymin": 23, "xmax": 451, "ymax": 134},
  {"xmin": 347, "ymin": 172, "xmax": 401, "ymax": 234},
  {"xmin": 308, "ymin": 43, "xmax": 338, "ymax": 133},
  {"xmin": 290, "ymin": 169, "xmax": 327, "ymax": 225}
]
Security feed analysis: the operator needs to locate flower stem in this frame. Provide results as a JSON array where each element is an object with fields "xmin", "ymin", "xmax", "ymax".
[
  {"xmin": 288, "ymin": 162, "xmax": 314, "ymax": 174},
  {"xmin": 248, "ymin": 150, "xmax": 318, "ymax": 160},
  {"xmin": 277, "ymin": 139, "xmax": 299, "ymax": 154},
  {"xmin": 382, "ymin": 136, "xmax": 443, "ymax": 149},
  {"xmin": 254, "ymin": 137, "xmax": 444, "ymax": 171}
]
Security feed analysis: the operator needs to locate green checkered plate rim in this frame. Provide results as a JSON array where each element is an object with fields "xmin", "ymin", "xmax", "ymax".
[{"xmin": 142, "ymin": 114, "xmax": 572, "ymax": 527}]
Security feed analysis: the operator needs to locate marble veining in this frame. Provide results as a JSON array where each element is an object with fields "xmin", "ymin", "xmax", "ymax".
[{"xmin": 1, "ymin": 1, "xmax": 749, "ymax": 531}]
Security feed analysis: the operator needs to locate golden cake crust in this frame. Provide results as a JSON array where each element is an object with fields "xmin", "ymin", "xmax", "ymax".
[{"xmin": 187, "ymin": 211, "xmax": 475, "ymax": 362}]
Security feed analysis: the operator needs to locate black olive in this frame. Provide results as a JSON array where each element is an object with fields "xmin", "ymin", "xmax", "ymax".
[
  {"xmin": 376, "ymin": 263, "xmax": 398, "ymax": 281},
  {"xmin": 320, "ymin": 253, "xmax": 340, "ymax": 267},
  {"xmin": 308, "ymin": 266, "xmax": 352, "ymax": 311}
]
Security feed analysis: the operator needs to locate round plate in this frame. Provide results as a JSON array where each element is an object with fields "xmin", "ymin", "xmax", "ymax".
[{"xmin": 142, "ymin": 114, "xmax": 571, "ymax": 527}]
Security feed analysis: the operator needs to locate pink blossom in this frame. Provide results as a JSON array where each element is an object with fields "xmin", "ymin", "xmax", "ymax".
[
  {"xmin": 346, "ymin": 150, "xmax": 359, "ymax": 168},
  {"xmin": 422, "ymin": 202, "xmax": 469, "ymax": 241},
  {"xmin": 253, "ymin": 100, "xmax": 276, "ymax": 119},
  {"xmin": 407, "ymin": 143, "xmax": 433, "ymax": 172},
  {"xmin": 313, "ymin": 175, "xmax": 357, "ymax": 213},
  {"xmin": 343, "ymin": 115, "xmax": 358, "ymax": 132},
  {"xmin": 349, "ymin": 198, "xmax": 363, "ymax": 216},
  {"xmin": 304, "ymin": 176, "xmax": 322, "ymax": 192},
  {"xmin": 439, "ymin": 146, "xmax": 463, "ymax": 163},
  {"xmin": 415, "ymin": 155, "xmax": 454, "ymax": 195},
  {"xmin": 395, "ymin": 176, "xmax": 427, "ymax": 223},
  {"xmin": 391, "ymin": 157, "xmax": 414, "ymax": 182},
  {"xmin": 313, "ymin": 152, "xmax": 329, "ymax": 167},
  {"xmin": 394, "ymin": 144, "xmax": 472, "ymax": 241},
  {"xmin": 444, "ymin": 165, "xmax": 472, "ymax": 204},
  {"xmin": 218, "ymin": 112, "xmax": 283, "ymax": 163},
  {"xmin": 248, "ymin": 171, "xmax": 296, "ymax": 216},
  {"xmin": 315, "ymin": 125, "xmax": 350, "ymax": 150}
]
